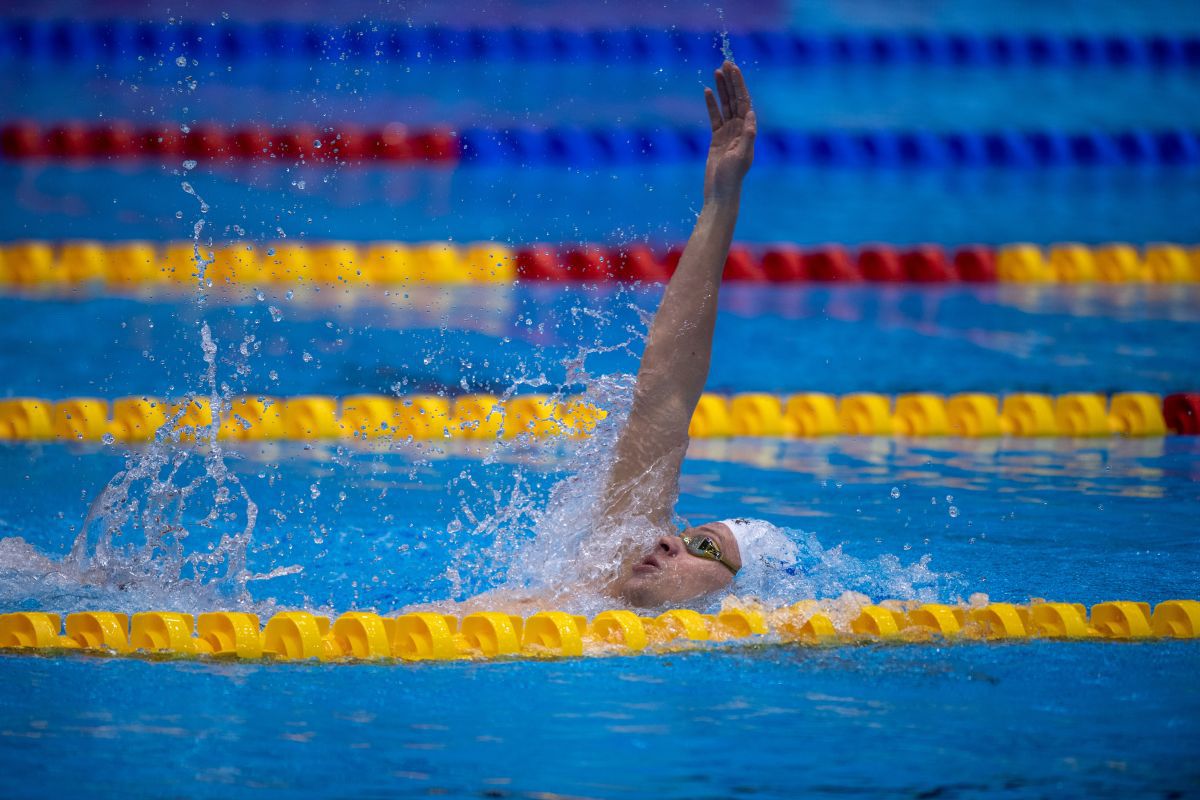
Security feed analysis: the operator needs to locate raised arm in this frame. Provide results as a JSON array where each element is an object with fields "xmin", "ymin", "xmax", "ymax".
[{"xmin": 600, "ymin": 61, "xmax": 756, "ymax": 531}]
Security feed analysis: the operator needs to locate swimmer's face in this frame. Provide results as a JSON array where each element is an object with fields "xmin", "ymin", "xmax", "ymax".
[{"xmin": 617, "ymin": 522, "xmax": 742, "ymax": 608}]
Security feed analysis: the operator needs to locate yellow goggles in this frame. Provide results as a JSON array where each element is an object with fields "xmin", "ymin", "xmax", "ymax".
[{"xmin": 680, "ymin": 533, "xmax": 739, "ymax": 575}]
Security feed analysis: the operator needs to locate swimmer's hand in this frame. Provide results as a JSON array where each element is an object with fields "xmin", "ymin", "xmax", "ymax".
[{"xmin": 703, "ymin": 61, "xmax": 756, "ymax": 204}]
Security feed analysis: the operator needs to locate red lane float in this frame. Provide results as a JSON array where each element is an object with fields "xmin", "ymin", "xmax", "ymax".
[
  {"xmin": 1164, "ymin": 393, "xmax": 1200, "ymax": 435},
  {"xmin": 858, "ymin": 246, "xmax": 904, "ymax": 282},
  {"xmin": 613, "ymin": 245, "xmax": 669, "ymax": 282},
  {"xmin": 762, "ymin": 246, "xmax": 806, "ymax": 282},
  {"xmin": 805, "ymin": 246, "xmax": 861, "ymax": 282},
  {"xmin": 723, "ymin": 247, "xmax": 765, "ymax": 282},
  {"xmin": 953, "ymin": 246, "xmax": 997, "ymax": 282},
  {"xmin": 0, "ymin": 121, "xmax": 460, "ymax": 164},
  {"xmin": 515, "ymin": 247, "xmax": 567, "ymax": 281},
  {"xmin": 565, "ymin": 245, "xmax": 610, "ymax": 281},
  {"xmin": 903, "ymin": 246, "xmax": 955, "ymax": 282}
]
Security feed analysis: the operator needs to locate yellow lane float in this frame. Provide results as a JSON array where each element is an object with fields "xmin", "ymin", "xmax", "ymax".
[
  {"xmin": 2, "ymin": 599, "xmax": 1195, "ymax": 665},
  {"xmin": 0, "ymin": 391, "xmax": 1189, "ymax": 442}
]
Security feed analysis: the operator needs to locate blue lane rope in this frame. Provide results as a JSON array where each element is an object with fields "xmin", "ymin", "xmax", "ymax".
[
  {"xmin": 2, "ymin": 21, "xmax": 1199, "ymax": 69},
  {"xmin": 460, "ymin": 127, "xmax": 1200, "ymax": 168}
]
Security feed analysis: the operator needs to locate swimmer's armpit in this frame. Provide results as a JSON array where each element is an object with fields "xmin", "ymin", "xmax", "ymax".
[{"xmin": 600, "ymin": 62, "xmax": 756, "ymax": 532}]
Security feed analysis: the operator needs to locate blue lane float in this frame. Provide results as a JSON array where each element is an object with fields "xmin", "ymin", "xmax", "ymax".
[
  {"xmin": 2, "ymin": 20, "xmax": 1199, "ymax": 69},
  {"xmin": 460, "ymin": 127, "xmax": 1200, "ymax": 169}
]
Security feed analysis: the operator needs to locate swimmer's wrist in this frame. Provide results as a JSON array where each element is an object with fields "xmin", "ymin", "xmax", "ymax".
[{"xmin": 700, "ymin": 196, "xmax": 741, "ymax": 221}]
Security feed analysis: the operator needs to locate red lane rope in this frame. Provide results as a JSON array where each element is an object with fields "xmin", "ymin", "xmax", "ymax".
[
  {"xmin": 0, "ymin": 121, "xmax": 459, "ymax": 163},
  {"xmin": 514, "ymin": 244, "xmax": 993, "ymax": 282}
]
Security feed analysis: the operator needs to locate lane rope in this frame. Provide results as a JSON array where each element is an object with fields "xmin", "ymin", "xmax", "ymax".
[
  {"xmin": 3, "ymin": 122, "xmax": 1200, "ymax": 168},
  {"xmin": 1, "ymin": 601, "xmax": 1196, "ymax": 663},
  {"xmin": 2, "ymin": 240, "xmax": 1199, "ymax": 286},
  {"xmin": 1, "ymin": 391, "xmax": 1196, "ymax": 441},
  {"xmin": 2, "ymin": 21, "xmax": 1198, "ymax": 69}
]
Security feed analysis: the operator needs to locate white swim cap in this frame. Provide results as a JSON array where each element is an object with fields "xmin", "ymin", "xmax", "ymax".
[{"xmin": 718, "ymin": 518, "xmax": 799, "ymax": 600}]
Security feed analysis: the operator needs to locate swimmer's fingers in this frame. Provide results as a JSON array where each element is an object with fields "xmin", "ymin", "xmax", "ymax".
[
  {"xmin": 704, "ymin": 87, "xmax": 722, "ymax": 131},
  {"xmin": 727, "ymin": 61, "xmax": 752, "ymax": 119},
  {"xmin": 715, "ymin": 67, "xmax": 733, "ymax": 121},
  {"xmin": 740, "ymin": 109, "xmax": 758, "ymax": 154},
  {"xmin": 721, "ymin": 62, "xmax": 740, "ymax": 118}
]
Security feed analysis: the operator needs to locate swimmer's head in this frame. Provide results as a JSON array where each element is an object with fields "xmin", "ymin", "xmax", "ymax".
[
  {"xmin": 616, "ymin": 522, "xmax": 742, "ymax": 608},
  {"xmin": 616, "ymin": 518, "xmax": 800, "ymax": 608}
]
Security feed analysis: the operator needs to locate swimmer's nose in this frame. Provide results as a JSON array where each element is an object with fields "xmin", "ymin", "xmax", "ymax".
[{"xmin": 658, "ymin": 536, "xmax": 681, "ymax": 556}]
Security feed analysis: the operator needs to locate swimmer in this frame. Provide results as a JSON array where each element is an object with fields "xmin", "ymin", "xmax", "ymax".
[
  {"xmin": 599, "ymin": 61, "xmax": 762, "ymax": 609},
  {"xmin": 436, "ymin": 62, "xmax": 794, "ymax": 616}
]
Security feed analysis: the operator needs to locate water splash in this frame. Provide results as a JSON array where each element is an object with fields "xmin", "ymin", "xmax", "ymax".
[
  {"xmin": 425, "ymin": 292, "xmax": 958, "ymax": 616},
  {"xmin": 0, "ymin": 286, "xmax": 957, "ymax": 618},
  {"xmin": 0, "ymin": 323, "xmax": 298, "ymax": 615},
  {"xmin": 716, "ymin": 7, "xmax": 735, "ymax": 62}
]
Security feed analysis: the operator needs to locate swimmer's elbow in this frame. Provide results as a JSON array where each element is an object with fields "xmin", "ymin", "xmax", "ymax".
[{"xmin": 627, "ymin": 391, "xmax": 692, "ymax": 444}]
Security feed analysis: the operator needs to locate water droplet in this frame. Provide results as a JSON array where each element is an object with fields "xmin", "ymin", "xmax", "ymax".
[
  {"xmin": 302, "ymin": 351, "xmax": 313, "ymax": 363},
  {"xmin": 101, "ymin": 433, "xmax": 115, "ymax": 445},
  {"xmin": 269, "ymin": 306, "xmax": 282, "ymax": 322},
  {"xmin": 183, "ymin": 159, "xmax": 197, "ymax": 170},
  {"xmin": 284, "ymin": 290, "xmax": 294, "ymax": 301},
  {"xmin": 313, "ymin": 140, "xmax": 322, "ymax": 148},
  {"xmin": 175, "ymin": 55, "xmax": 187, "ymax": 67},
  {"xmin": 889, "ymin": 487, "xmax": 900, "ymax": 499},
  {"xmin": 949, "ymin": 506, "xmax": 959, "ymax": 518},
  {"xmin": 310, "ymin": 484, "xmax": 320, "ymax": 499},
  {"xmin": 945, "ymin": 494, "xmax": 954, "ymax": 503}
]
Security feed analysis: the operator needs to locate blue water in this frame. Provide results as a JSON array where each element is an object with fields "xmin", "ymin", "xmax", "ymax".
[
  {"xmin": 2, "ymin": 642, "xmax": 1197, "ymax": 799},
  {"xmin": 0, "ymin": 286, "xmax": 1198, "ymax": 797},
  {"xmin": 6, "ymin": 163, "xmax": 1200, "ymax": 244},
  {"xmin": 3, "ymin": 435, "xmax": 1199, "ymax": 611},
  {"xmin": 3, "ymin": 2, "xmax": 1200, "ymax": 797},
  {"xmin": 1, "ymin": 430, "xmax": 1199, "ymax": 798},
  {"xmin": 1, "ymin": 287, "xmax": 1198, "ymax": 398},
  {"xmin": 5, "ymin": 64, "xmax": 1200, "ymax": 130}
]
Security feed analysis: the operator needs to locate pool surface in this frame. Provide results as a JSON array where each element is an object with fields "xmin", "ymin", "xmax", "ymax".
[
  {"xmin": 1, "ymin": 1, "xmax": 1198, "ymax": 798},
  {"xmin": 1, "ymin": 285, "xmax": 1198, "ymax": 798}
]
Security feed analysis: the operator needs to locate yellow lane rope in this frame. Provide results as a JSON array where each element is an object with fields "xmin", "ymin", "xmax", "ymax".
[
  {"xmin": 0, "ymin": 240, "xmax": 1198, "ymax": 286},
  {"xmin": 0, "ymin": 391, "xmax": 1184, "ymax": 442},
  {"xmin": 1, "ymin": 600, "xmax": 1196, "ymax": 663}
]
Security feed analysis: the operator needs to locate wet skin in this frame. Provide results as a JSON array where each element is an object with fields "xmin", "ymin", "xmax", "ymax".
[{"xmin": 617, "ymin": 522, "xmax": 743, "ymax": 608}]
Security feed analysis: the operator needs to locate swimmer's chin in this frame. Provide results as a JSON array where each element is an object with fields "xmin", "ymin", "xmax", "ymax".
[
  {"xmin": 610, "ymin": 572, "xmax": 727, "ymax": 613},
  {"xmin": 399, "ymin": 570, "xmax": 730, "ymax": 616}
]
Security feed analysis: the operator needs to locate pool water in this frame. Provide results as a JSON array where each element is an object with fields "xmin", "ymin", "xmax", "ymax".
[
  {"xmin": 3, "ymin": 641, "xmax": 1197, "ymax": 798},
  {"xmin": 1, "ymin": 432, "xmax": 1199, "ymax": 798},
  {"xmin": 0, "ymin": 286, "xmax": 1197, "ymax": 398},
  {"xmin": 3, "ymin": 1, "xmax": 1200, "ymax": 796},
  {"xmin": 1, "ymin": 285, "xmax": 1198, "ymax": 798}
]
